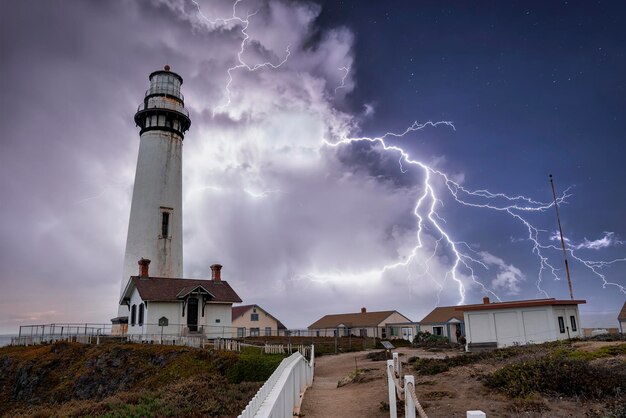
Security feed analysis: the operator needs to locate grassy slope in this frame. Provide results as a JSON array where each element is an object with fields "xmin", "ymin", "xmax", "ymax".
[{"xmin": 0, "ymin": 341, "xmax": 272, "ymax": 417}]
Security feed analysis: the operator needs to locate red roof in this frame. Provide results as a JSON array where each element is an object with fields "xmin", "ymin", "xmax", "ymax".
[
  {"xmin": 123, "ymin": 276, "xmax": 242, "ymax": 303},
  {"xmin": 308, "ymin": 310, "xmax": 410, "ymax": 329},
  {"xmin": 456, "ymin": 297, "xmax": 586, "ymax": 312}
]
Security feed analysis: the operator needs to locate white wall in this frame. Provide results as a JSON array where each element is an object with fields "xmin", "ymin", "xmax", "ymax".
[
  {"xmin": 464, "ymin": 305, "xmax": 583, "ymax": 349},
  {"xmin": 202, "ymin": 303, "xmax": 232, "ymax": 338},
  {"xmin": 119, "ymin": 129, "xmax": 183, "ymax": 317}
]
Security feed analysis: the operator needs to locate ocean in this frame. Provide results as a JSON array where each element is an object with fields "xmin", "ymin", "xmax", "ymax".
[{"xmin": 0, "ymin": 334, "xmax": 18, "ymax": 347}]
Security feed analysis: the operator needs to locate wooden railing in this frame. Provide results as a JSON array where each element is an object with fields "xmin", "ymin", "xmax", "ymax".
[{"xmin": 386, "ymin": 351, "xmax": 486, "ymax": 418}]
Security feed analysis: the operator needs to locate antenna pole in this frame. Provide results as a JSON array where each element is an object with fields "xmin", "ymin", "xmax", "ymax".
[{"xmin": 549, "ymin": 174, "xmax": 574, "ymax": 300}]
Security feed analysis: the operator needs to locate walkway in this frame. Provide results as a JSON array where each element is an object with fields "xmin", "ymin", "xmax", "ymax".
[{"xmin": 299, "ymin": 350, "xmax": 390, "ymax": 418}]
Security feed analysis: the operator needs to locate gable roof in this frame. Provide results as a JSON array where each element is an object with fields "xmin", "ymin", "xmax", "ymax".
[
  {"xmin": 231, "ymin": 304, "xmax": 287, "ymax": 329},
  {"xmin": 456, "ymin": 298, "xmax": 586, "ymax": 312},
  {"xmin": 618, "ymin": 301, "xmax": 626, "ymax": 321},
  {"xmin": 308, "ymin": 310, "xmax": 408, "ymax": 329},
  {"xmin": 420, "ymin": 306, "xmax": 464, "ymax": 324},
  {"xmin": 121, "ymin": 276, "xmax": 242, "ymax": 304}
]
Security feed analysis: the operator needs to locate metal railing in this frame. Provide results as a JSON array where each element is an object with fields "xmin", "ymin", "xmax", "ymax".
[
  {"xmin": 238, "ymin": 345, "xmax": 314, "ymax": 418},
  {"xmin": 145, "ymin": 86, "xmax": 184, "ymax": 101},
  {"xmin": 137, "ymin": 97, "xmax": 189, "ymax": 117}
]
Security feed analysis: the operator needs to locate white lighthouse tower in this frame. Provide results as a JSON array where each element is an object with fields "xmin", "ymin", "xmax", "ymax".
[{"xmin": 117, "ymin": 65, "xmax": 191, "ymax": 317}]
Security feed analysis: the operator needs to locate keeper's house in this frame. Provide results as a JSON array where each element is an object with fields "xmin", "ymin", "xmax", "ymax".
[
  {"xmin": 458, "ymin": 297, "xmax": 585, "ymax": 351},
  {"xmin": 418, "ymin": 306, "xmax": 465, "ymax": 344},
  {"xmin": 118, "ymin": 260, "xmax": 242, "ymax": 339},
  {"xmin": 231, "ymin": 304, "xmax": 287, "ymax": 338},
  {"xmin": 308, "ymin": 308, "xmax": 413, "ymax": 339}
]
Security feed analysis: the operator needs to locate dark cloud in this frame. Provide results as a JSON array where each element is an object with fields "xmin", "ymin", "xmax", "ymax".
[{"xmin": 1, "ymin": 0, "xmax": 625, "ymax": 333}]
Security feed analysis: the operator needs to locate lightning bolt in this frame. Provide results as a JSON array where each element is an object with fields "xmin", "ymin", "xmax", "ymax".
[
  {"xmin": 322, "ymin": 124, "xmax": 626, "ymax": 301},
  {"xmin": 191, "ymin": 0, "xmax": 626, "ymax": 304},
  {"xmin": 191, "ymin": 0, "xmax": 291, "ymax": 114},
  {"xmin": 335, "ymin": 66, "xmax": 351, "ymax": 94}
]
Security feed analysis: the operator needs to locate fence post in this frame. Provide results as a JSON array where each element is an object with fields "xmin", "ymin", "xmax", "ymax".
[
  {"xmin": 404, "ymin": 375, "xmax": 416, "ymax": 418},
  {"xmin": 393, "ymin": 352, "xmax": 400, "ymax": 376},
  {"xmin": 386, "ymin": 360, "xmax": 397, "ymax": 418}
]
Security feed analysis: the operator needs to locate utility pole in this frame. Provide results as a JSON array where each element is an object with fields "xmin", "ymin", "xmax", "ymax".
[{"xmin": 549, "ymin": 174, "xmax": 574, "ymax": 300}]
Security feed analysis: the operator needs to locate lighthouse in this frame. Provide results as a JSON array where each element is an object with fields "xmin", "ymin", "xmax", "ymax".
[{"xmin": 117, "ymin": 66, "xmax": 191, "ymax": 317}]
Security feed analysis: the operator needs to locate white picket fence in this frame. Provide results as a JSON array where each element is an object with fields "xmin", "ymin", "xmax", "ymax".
[
  {"xmin": 386, "ymin": 352, "xmax": 486, "ymax": 418},
  {"xmin": 238, "ymin": 345, "xmax": 315, "ymax": 418}
]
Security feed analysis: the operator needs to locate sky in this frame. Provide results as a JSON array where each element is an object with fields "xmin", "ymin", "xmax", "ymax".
[{"xmin": 1, "ymin": 0, "xmax": 625, "ymax": 334}]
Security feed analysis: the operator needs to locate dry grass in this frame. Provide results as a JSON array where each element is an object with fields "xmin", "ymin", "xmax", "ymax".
[{"xmin": 0, "ymin": 342, "xmax": 271, "ymax": 417}]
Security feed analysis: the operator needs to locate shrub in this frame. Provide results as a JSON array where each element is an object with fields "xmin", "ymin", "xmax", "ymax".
[
  {"xmin": 226, "ymin": 352, "xmax": 285, "ymax": 384},
  {"xmin": 413, "ymin": 353, "xmax": 489, "ymax": 375},
  {"xmin": 484, "ymin": 356, "xmax": 626, "ymax": 399}
]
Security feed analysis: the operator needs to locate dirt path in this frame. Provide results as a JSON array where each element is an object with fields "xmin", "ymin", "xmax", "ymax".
[
  {"xmin": 300, "ymin": 343, "xmax": 621, "ymax": 418},
  {"xmin": 299, "ymin": 350, "xmax": 390, "ymax": 418}
]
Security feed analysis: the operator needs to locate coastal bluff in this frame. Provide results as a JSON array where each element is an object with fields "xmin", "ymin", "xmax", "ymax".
[{"xmin": 0, "ymin": 341, "xmax": 266, "ymax": 417}]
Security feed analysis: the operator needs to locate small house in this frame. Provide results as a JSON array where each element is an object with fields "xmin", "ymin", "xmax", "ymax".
[
  {"xmin": 418, "ymin": 306, "xmax": 465, "ymax": 343},
  {"xmin": 231, "ymin": 304, "xmax": 287, "ymax": 337},
  {"xmin": 118, "ymin": 260, "xmax": 242, "ymax": 339},
  {"xmin": 308, "ymin": 308, "xmax": 413, "ymax": 339}
]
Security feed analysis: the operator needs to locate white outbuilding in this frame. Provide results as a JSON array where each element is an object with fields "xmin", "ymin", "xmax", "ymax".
[{"xmin": 458, "ymin": 297, "xmax": 586, "ymax": 351}]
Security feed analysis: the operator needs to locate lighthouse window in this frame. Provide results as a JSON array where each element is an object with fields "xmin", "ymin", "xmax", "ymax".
[{"xmin": 161, "ymin": 212, "xmax": 170, "ymax": 238}]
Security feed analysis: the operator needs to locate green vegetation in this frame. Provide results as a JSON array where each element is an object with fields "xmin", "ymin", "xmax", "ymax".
[
  {"xmin": 483, "ymin": 343, "xmax": 626, "ymax": 400},
  {"xmin": 0, "ymin": 341, "xmax": 280, "ymax": 417},
  {"xmin": 226, "ymin": 347, "xmax": 286, "ymax": 383},
  {"xmin": 411, "ymin": 331, "xmax": 456, "ymax": 349}
]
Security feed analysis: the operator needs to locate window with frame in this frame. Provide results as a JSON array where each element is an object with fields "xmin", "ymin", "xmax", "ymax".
[
  {"xmin": 432, "ymin": 326, "xmax": 444, "ymax": 336},
  {"xmin": 130, "ymin": 304, "xmax": 137, "ymax": 326},
  {"xmin": 265, "ymin": 327, "xmax": 272, "ymax": 336},
  {"xmin": 558, "ymin": 316, "xmax": 566, "ymax": 333},
  {"xmin": 237, "ymin": 328, "xmax": 244, "ymax": 338},
  {"xmin": 250, "ymin": 328, "xmax": 260, "ymax": 337},
  {"xmin": 138, "ymin": 304, "xmax": 144, "ymax": 326},
  {"xmin": 570, "ymin": 315, "xmax": 577, "ymax": 332},
  {"xmin": 161, "ymin": 211, "xmax": 170, "ymax": 238},
  {"xmin": 250, "ymin": 313, "xmax": 259, "ymax": 321}
]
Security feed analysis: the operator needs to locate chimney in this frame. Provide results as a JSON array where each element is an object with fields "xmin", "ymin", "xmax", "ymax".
[
  {"xmin": 138, "ymin": 258, "xmax": 151, "ymax": 278},
  {"xmin": 483, "ymin": 296, "xmax": 490, "ymax": 304},
  {"xmin": 210, "ymin": 264, "xmax": 222, "ymax": 281},
  {"xmin": 361, "ymin": 307, "xmax": 367, "ymax": 313}
]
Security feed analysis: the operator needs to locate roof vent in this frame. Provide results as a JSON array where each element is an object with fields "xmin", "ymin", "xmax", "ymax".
[{"xmin": 361, "ymin": 307, "xmax": 367, "ymax": 313}]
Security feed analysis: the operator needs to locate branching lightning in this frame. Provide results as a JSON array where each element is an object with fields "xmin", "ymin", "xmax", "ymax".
[
  {"xmin": 191, "ymin": 0, "xmax": 290, "ymax": 114},
  {"xmin": 335, "ymin": 66, "xmax": 351, "ymax": 94},
  {"xmin": 193, "ymin": 0, "xmax": 626, "ymax": 304}
]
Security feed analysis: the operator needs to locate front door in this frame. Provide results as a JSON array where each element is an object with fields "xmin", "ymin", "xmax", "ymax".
[
  {"xmin": 187, "ymin": 298, "xmax": 198, "ymax": 332},
  {"xmin": 402, "ymin": 327, "xmax": 413, "ymax": 341}
]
